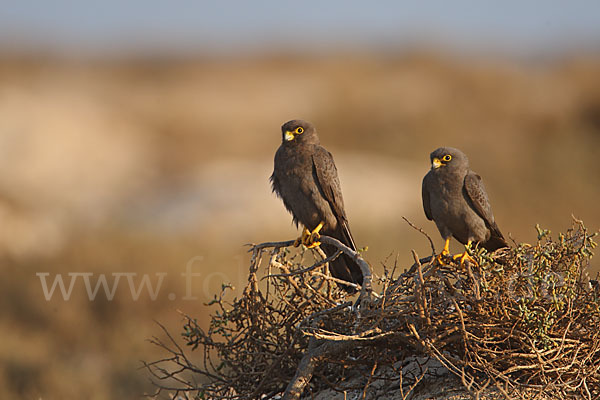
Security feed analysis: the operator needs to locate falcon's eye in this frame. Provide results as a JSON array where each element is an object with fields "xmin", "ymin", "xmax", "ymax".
[
  {"xmin": 295, "ymin": 127, "xmax": 304, "ymax": 134},
  {"xmin": 443, "ymin": 155, "xmax": 452, "ymax": 162}
]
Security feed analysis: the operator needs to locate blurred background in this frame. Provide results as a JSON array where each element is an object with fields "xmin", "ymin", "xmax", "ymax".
[{"xmin": 1, "ymin": 1, "xmax": 599, "ymax": 398}]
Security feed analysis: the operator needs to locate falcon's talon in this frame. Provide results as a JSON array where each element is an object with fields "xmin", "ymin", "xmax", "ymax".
[
  {"xmin": 312, "ymin": 222, "xmax": 324, "ymax": 235},
  {"xmin": 307, "ymin": 233, "xmax": 321, "ymax": 246},
  {"xmin": 295, "ymin": 228, "xmax": 312, "ymax": 247},
  {"xmin": 434, "ymin": 237, "xmax": 452, "ymax": 265},
  {"xmin": 453, "ymin": 251, "xmax": 476, "ymax": 266},
  {"xmin": 452, "ymin": 240, "xmax": 477, "ymax": 265},
  {"xmin": 436, "ymin": 254, "xmax": 448, "ymax": 265},
  {"xmin": 302, "ymin": 222, "xmax": 324, "ymax": 248}
]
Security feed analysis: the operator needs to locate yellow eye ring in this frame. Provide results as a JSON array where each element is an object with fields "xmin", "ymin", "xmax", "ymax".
[
  {"xmin": 295, "ymin": 127, "xmax": 304, "ymax": 134},
  {"xmin": 442, "ymin": 155, "xmax": 452, "ymax": 162}
]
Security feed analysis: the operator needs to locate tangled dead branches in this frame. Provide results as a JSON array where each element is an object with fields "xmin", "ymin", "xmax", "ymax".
[{"xmin": 145, "ymin": 219, "xmax": 599, "ymax": 400}]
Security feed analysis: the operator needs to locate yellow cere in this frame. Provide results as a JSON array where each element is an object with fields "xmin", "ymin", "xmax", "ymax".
[{"xmin": 284, "ymin": 131, "xmax": 295, "ymax": 141}]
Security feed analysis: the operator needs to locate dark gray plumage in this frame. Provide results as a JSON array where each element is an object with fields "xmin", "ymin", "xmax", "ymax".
[
  {"xmin": 270, "ymin": 119, "xmax": 363, "ymax": 287},
  {"xmin": 422, "ymin": 147, "xmax": 508, "ymax": 253}
]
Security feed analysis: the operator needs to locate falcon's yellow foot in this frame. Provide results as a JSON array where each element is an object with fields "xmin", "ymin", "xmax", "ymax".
[
  {"xmin": 452, "ymin": 240, "xmax": 477, "ymax": 266},
  {"xmin": 436, "ymin": 238, "xmax": 451, "ymax": 264},
  {"xmin": 294, "ymin": 228, "xmax": 312, "ymax": 247},
  {"xmin": 303, "ymin": 222, "xmax": 324, "ymax": 249},
  {"xmin": 453, "ymin": 250, "xmax": 476, "ymax": 266},
  {"xmin": 436, "ymin": 253, "xmax": 448, "ymax": 264}
]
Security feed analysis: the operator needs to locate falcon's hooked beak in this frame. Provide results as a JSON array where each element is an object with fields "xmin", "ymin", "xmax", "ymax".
[
  {"xmin": 284, "ymin": 131, "xmax": 296, "ymax": 141},
  {"xmin": 432, "ymin": 158, "xmax": 443, "ymax": 169}
]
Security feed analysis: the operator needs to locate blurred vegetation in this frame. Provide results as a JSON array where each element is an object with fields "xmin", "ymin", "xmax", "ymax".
[{"xmin": 0, "ymin": 51, "xmax": 598, "ymax": 399}]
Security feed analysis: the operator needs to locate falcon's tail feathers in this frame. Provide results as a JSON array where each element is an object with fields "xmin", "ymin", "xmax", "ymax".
[
  {"xmin": 323, "ymin": 249, "xmax": 364, "ymax": 291},
  {"xmin": 321, "ymin": 226, "xmax": 364, "ymax": 291},
  {"xmin": 482, "ymin": 225, "xmax": 509, "ymax": 252},
  {"xmin": 340, "ymin": 221, "xmax": 357, "ymax": 251}
]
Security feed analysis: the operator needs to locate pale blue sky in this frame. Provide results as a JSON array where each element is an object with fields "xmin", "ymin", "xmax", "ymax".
[{"xmin": 1, "ymin": 1, "xmax": 599, "ymax": 54}]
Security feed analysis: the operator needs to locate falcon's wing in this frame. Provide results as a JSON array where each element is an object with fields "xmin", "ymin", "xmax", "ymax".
[
  {"xmin": 464, "ymin": 171, "xmax": 508, "ymax": 250},
  {"xmin": 312, "ymin": 147, "xmax": 356, "ymax": 250},
  {"xmin": 464, "ymin": 171, "xmax": 495, "ymax": 226},
  {"xmin": 422, "ymin": 174, "xmax": 433, "ymax": 221}
]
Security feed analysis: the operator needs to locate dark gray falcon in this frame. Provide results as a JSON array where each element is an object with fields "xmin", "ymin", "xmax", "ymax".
[
  {"xmin": 422, "ymin": 147, "xmax": 508, "ymax": 263},
  {"xmin": 270, "ymin": 119, "xmax": 363, "ymax": 287}
]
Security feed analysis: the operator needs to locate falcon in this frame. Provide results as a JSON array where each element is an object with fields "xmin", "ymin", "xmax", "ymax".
[
  {"xmin": 422, "ymin": 147, "xmax": 508, "ymax": 263},
  {"xmin": 270, "ymin": 119, "xmax": 363, "ymax": 288}
]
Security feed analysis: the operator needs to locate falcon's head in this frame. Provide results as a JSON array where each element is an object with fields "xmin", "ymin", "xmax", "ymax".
[
  {"xmin": 429, "ymin": 147, "xmax": 469, "ymax": 171},
  {"xmin": 280, "ymin": 119, "xmax": 319, "ymax": 145}
]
